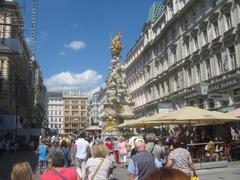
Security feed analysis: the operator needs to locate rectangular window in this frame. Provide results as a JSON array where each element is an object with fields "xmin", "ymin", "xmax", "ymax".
[
  {"xmin": 171, "ymin": 30, "xmax": 176, "ymax": 41},
  {"xmin": 213, "ymin": 21, "xmax": 219, "ymax": 38},
  {"xmin": 202, "ymin": 29, "xmax": 208, "ymax": 45},
  {"xmin": 185, "ymin": 41, "xmax": 190, "ymax": 56},
  {"xmin": 193, "ymin": 36, "xmax": 199, "ymax": 51},
  {"xmin": 188, "ymin": 68, "xmax": 192, "ymax": 86},
  {"xmin": 172, "ymin": 50, "xmax": 177, "ymax": 64},
  {"xmin": 211, "ymin": 0, "xmax": 217, "ymax": 8},
  {"xmin": 196, "ymin": 64, "xmax": 201, "ymax": 83},
  {"xmin": 184, "ymin": 19, "xmax": 188, "ymax": 30},
  {"xmin": 216, "ymin": 53, "xmax": 223, "ymax": 75},
  {"xmin": 205, "ymin": 59, "xmax": 211, "ymax": 79},
  {"xmin": 225, "ymin": 13, "xmax": 232, "ymax": 30},
  {"xmin": 229, "ymin": 46, "xmax": 236, "ymax": 70},
  {"xmin": 192, "ymin": 11, "xmax": 197, "ymax": 23}
]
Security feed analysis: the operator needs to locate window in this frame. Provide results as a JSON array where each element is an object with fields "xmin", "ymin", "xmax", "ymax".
[
  {"xmin": 184, "ymin": 19, "xmax": 188, "ymax": 30},
  {"xmin": 225, "ymin": 12, "xmax": 232, "ymax": 30},
  {"xmin": 172, "ymin": 49, "xmax": 177, "ymax": 64},
  {"xmin": 202, "ymin": 29, "xmax": 208, "ymax": 45},
  {"xmin": 196, "ymin": 64, "xmax": 201, "ymax": 83},
  {"xmin": 216, "ymin": 53, "xmax": 223, "ymax": 75},
  {"xmin": 185, "ymin": 41, "xmax": 190, "ymax": 56},
  {"xmin": 205, "ymin": 59, "xmax": 211, "ymax": 79},
  {"xmin": 174, "ymin": 74, "xmax": 180, "ymax": 90},
  {"xmin": 211, "ymin": 0, "xmax": 217, "ymax": 8},
  {"xmin": 208, "ymin": 99, "xmax": 215, "ymax": 108},
  {"xmin": 199, "ymin": 99, "xmax": 204, "ymax": 109},
  {"xmin": 171, "ymin": 30, "xmax": 176, "ymax": 41},
  {"xmin": 192, "ymin": 11, "xmax": 197, "ymax": 23},
  {"xmin": 188, "ymin": 68, "xmax": 192, "ymax": 86},
  {"xmin": 229, "ymin": 46, "xmax": 236, "ymax": 70},
  {"xmin": 193, "ymin": 36, "xmax": 199, "ymax": 51},
  {"xmin": 234, "ymin": 89, "xmax": 240, "ymax": 104},
  {"xmin": 213, "ymin": 21, "xmax": 219, "ymax": 38},
  {"xmin": 72, "ymin": 105, "xmax": 78, "ymax": 109}
]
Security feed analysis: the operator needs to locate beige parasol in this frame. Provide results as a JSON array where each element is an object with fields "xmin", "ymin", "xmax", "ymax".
[
  {"xmin": 227, "ymin": 108, "xmax": 240, "ymax": 117},
  {"xmin": 85, "ymin": 126, "xmax": 102, "ymax": 131},
  {"xmin": 157, "ymin": 106, "xmax": 240, "ymax": 124}
]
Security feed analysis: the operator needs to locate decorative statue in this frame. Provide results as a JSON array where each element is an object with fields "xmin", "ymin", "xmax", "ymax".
[
  {"xmin": 106, "ymin": 116, "xmax": 116, "ymax": 132},
  {"xmin": 110, "ymin": 32, "xmax": 123, "ymax": 56}
]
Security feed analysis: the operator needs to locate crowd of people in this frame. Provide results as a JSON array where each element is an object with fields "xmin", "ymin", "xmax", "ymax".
[{"xmin": 6, "ymin": 129, "xmax": 203, "ymax": 180}]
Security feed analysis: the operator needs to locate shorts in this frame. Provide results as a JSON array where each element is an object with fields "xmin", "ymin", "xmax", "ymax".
[
  {"xmin": 39, "ymin": 160, "xmax": 47, "ymax": 173},
  {"xmin": 119, "ymin": 154, "xmax": 127, "ymax": 163}
]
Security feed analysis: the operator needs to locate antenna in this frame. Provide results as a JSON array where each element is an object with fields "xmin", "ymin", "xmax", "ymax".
[{"xmin": 30, "ymin": 0, "xmax": 38, "ymax": 58}]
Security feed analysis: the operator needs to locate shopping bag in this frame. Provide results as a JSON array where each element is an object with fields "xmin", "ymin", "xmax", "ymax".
[{"xmin": 191, "ymin": 176, "xmax": 200, "ymax": 180}]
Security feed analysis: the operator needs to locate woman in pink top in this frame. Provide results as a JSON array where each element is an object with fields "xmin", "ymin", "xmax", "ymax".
[{"xmin": 118, "ymin": 137, "xmax": 128, "ymax": 168}]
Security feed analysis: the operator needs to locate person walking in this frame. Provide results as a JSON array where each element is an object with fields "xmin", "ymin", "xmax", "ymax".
[
  {"xmin": 165, "ymin": 139, "xmax": 197, "ymax": 177},
  {"xmin": 128, "ymin": 138, "xmax": 162, "ymax": 180},
  {"xmin": 40, "ymin": 150, "xmax": 81, "ymax": 180},
  {"xmin": 85, "ymin": 144, "xmax": 115, "ymax": 180},
  {"xmin": 74, "ymin": 133, "xmax": 89, "ymax": 180},
  {"xmin": 118, "ymin": 137, "xmax": 128, "ymax": 168},
  {"xmin": 36, "ymin": 139, "xmax": 48, "ymax": 175},
  {"xmin": 60, "ymin": 140, "xmax": 71, "ymax": 167},
  {"xmin": 145, "ymin": 133, "xmax": 165, "ymax": 161}
]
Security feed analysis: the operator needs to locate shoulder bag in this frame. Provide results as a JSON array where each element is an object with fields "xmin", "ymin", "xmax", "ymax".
[{"xmin": 91, "ymin": 158, "xmax": 105, "ymax": 180}]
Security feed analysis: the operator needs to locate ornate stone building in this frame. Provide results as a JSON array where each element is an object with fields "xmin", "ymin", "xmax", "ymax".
[
  {"xmin": 63, "ymin": 92, "xmax": 88, "ymax": 133},
  {"xmin": 87, "ymin": 91, "xmax": 100, "ymax": 126},
  {"xmin": 125, "ymin": 0, "xmax": 240, "ymax": 117}
]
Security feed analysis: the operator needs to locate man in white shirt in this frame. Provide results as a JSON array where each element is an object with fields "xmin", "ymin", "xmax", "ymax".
[{"xmin": 74, "ymin": 132, "xmax": 89, "ymax": 180}]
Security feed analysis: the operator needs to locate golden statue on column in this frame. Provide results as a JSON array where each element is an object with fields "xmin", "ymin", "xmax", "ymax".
[{"xmin": 110, "ymin": 32, "xmax": 123, "ymax": 57}]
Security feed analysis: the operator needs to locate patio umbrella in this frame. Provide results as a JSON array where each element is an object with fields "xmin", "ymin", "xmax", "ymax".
[
  {"xmin": 85, "ymin": 126, "xmax": 102, "ymax": 131},
  {"xmin": 227, "ymin": 108, "xmax": 240, "ymax": 117},
  {"xmin": 157, "ymin": 106, "xmax": 240, "ymax": 124}
]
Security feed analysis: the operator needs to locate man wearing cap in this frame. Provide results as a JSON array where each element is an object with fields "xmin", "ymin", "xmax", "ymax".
[{"xmin": 128, "ymin": 138, "xmax": 162, "ymax": 180}]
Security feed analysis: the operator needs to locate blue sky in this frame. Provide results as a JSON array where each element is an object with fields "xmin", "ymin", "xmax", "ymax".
[{"xmin": 22, "ymin": 0, "xmax": 158, "ymax": 94}]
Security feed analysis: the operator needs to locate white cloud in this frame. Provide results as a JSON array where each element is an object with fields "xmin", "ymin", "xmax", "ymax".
[
  {"xmin": 44, "ymin": 70, "xmax": 103, "ymax": 92},
  {"xmin": 59, "ymin": 51, "xmax": 66, "ymax": 55},
  {"xmin": 65, "ymin": 40, "xmax": 86, "ymax": 50},
  {"xmin": 83, "ymin": 83, "xmax": 106, "ymax": 97}
]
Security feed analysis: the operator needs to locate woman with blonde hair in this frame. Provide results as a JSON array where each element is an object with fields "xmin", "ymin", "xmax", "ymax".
[
  {"xmin": 85, "ymin": 144, "xmax": 115, "ymax": 180},
  {"xmin": 11, "ymin": 162, "xmax": 34, "ymax": 180}
]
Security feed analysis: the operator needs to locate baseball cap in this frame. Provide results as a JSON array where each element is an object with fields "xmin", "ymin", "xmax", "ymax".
[{"xmin": 135, "ymin": 138, "xmax": 145, "ymax": 145}]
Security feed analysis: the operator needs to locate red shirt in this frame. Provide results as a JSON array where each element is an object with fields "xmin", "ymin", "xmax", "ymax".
[
  {"xmin": 105, "ymin": 141, "xmax": 113, "ymax": 151},
  {"xmin": 40, "ymin": 168, "xmax": 77, "ymax": 180}
]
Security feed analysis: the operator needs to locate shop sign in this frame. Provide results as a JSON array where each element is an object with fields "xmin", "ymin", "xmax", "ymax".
[
  {"xmin": 208, "ymin": 94, "xmax": 229, "ymax": 101},
  {"xmin": 209, "ymin": 79, "xmax": 239, "ymax": 92}
]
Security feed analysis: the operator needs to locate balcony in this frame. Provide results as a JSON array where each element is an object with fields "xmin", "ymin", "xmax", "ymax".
[{"xmin": 0, "ymin": 38, "xmax": 22, "ymax": 54}]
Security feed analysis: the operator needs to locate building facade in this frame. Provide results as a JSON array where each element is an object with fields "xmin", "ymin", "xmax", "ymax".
[
  {"xmin": 97, "ymin": 87, "xmax": 107, "ymax": 127},
  {"xmin": 88, "ymin": 92, "xmax": 100, "ymax": 126},
  {"xmin": 63, "ymin": 92, "xmax": 88, "ymax": 133},
  {"xmin": 47, "ymin": 92, "xmax": 64, "ymax": 134},
  {"xmin": 0, "ymin": 0, "xmax": 41, "ymax": 127},
  {"xmin": 125, "ymin": 0, "xmax": 240, "ymax": 117}
]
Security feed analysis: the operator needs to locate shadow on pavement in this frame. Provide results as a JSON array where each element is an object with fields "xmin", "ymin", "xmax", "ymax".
[{"xmin": 0, "ymin": 151, "xmax": 38, "ymax": 180}]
